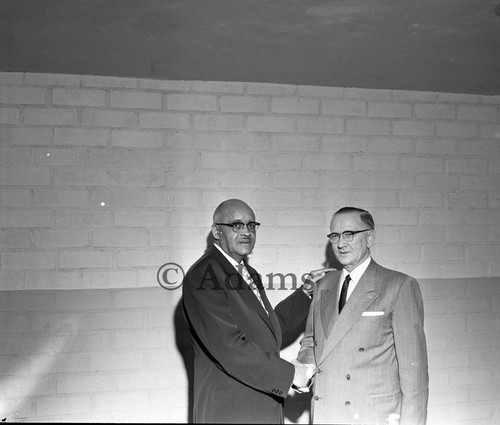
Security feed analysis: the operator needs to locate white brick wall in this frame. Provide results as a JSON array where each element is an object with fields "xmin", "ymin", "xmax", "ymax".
[{"xmin": 1, "ymin": 72, "xmax": 500, "ymax": 423}]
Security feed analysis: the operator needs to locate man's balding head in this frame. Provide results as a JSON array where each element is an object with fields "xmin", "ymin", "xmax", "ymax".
[{"xmin": 213, "ymin": 199, "xmax": 254, "ymax": 224}]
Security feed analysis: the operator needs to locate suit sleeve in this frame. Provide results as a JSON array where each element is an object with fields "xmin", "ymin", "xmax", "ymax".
[
  {"xmin": 393, "ymin": 277, "xmax": 429, "ymax": 425},
  {"xmin": 274, "ymin": 288, "xmax": 311, "ymax": 347},
  {"xmin": 182, "ymin": 264, "xmax": 295, "ymax": 397},
  {"xmin": 296, "ymin": 297, "xmax": 316, "ymax": 365}
]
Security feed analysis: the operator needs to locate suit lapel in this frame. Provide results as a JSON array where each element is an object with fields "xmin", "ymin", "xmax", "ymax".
[
  {"xmin": 320, "ymin": 270, "xmax": 341, "ymax": 338},
  {"xmin": 311, "ymin": 270, "xmax": 341, "ymax": 362},
  {"xmin": 247, "ymin": 264, "xmax": 282, "ymax": 347},
  {"xmin": 319, "ymin": 261, "xmax": 382, "ymax": 364},
  {"xmin": 209, "ymin": 247, "xmax": 278, "ymax": 342}
]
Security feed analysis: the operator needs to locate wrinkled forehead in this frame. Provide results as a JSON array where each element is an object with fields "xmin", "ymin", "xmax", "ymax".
[{"xmin": 330, "ymin": 212, "xmax": 362, "ymax": 230}]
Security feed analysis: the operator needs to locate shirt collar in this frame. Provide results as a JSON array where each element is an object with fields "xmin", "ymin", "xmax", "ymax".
[
  {"xmin": 214, "ymin": 243, "xmax": 242, "ymax": 268},
  {"xmin": 342, "ymin": 256, "xmax": 371, "ymax": 284}
]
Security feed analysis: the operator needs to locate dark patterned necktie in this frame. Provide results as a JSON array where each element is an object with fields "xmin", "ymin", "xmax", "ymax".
[
  {"xmin": 239, "ymin": 264, "xmax": 268, "ymax": 314},
  {"xmin": 338, "ymin": 274, "xmax": 351, "ymax": 314}
]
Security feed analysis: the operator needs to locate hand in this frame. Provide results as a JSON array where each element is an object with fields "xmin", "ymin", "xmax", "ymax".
[
  {"xmin": 291, "ymin": 359, "xmax": 316, "ymax": 390},
  {"xmin": 302, "ymin": 267, "xmax": 335, "ymax": 297}
]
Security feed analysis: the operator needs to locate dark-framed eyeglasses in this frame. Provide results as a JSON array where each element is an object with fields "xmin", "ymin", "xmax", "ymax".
[
  {"xmin": 215, "ymin": 221, "xmax": 261, "ymax": 233},
  {"xmin": 327, "ymin": 228, "xmax": 372, "ymax": 243}
]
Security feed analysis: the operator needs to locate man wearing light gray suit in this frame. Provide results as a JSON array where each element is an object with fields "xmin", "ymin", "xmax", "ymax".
[{"xmin": 297, "ymin": 207, "xmax": 428, "ymax": 425}]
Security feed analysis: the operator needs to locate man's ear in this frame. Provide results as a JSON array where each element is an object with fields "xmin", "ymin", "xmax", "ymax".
[
  {"xmin": 211, "ymin": 224, "xmax": 220, "ymax": 240},
  {"xmin": 367, "ymin": 230, "xmax": 376, "ymax": 248}
]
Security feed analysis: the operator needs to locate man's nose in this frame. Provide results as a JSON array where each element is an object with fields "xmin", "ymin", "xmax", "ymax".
[
  {"xmin": 336, "ymin": 238, "xmax": 347, "ymax": 248},
  {"xmin": 240, "ymin": 225, "xmax": 252, "ymax": 235}
]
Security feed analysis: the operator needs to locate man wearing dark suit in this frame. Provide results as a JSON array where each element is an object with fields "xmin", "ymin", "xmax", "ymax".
[
  {"xmin": 297, "ymin": 207, "xmax": 429, "ymax": 425},
  {"xmin": 182, "ymin": 199, "xmax": 320, "ymax": 424}
]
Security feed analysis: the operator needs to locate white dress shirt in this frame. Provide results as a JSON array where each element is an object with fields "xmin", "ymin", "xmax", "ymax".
[
  {"xmin": 339, "ymin": 256, "xmax": 372, "ymax": 303},
  {"xmin": 214, "ymin": 244, "xmax": 268, "ymax": 313}
]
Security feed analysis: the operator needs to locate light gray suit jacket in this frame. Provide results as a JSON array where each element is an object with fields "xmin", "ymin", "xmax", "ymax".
[{"xmin": 298, "ymin": 259, "xmax": 428, "ymax": 425}]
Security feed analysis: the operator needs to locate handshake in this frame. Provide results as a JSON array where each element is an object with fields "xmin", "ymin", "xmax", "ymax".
[{"xmin": 291, "ymin": 359, "xmax": 316, "ymax": 393}]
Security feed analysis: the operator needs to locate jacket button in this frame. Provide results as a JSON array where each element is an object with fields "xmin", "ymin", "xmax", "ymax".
[
  {"xmin": 314, "ymin": 395, "xmax": 320, "ymax": 401},
  {"xmin": 346, "ymin": 374, "xmax": 350, "ymax": 380},
  {"xmin": 345, "ymin": 401, "xmax": 350, "ymax": 406}
]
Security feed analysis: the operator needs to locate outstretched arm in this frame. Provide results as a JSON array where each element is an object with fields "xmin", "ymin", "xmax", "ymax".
[{"xmin": 275, "ymin": 267, "xmax": 333, "ymax": 345}]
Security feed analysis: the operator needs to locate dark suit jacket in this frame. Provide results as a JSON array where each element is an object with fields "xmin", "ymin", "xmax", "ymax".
[
  {"xmin": 182, "ymin": 245, "xmax": 311, "ymax": 424},
  {"xmin": 298, "ymin": 259, "xmax": 429, "ymax": 425}
]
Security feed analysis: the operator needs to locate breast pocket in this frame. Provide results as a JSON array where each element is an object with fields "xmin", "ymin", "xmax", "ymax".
[{"xmin": 359, "ymin": 311, "xmax": 393, "ymax": 348}]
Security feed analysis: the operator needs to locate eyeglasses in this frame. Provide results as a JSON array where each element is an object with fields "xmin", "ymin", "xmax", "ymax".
[
  {"xmin": 327, "ymin": 228, "xmax": 372, "ymax": 243},
  {"xmin": 215, "ymin": 221, "xmax": 261, "ymax": 233}
]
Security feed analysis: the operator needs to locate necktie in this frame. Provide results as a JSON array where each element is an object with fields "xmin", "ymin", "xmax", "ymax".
[
  {"xmin": 239, "ymin": 264, "xmax": 268, "ymax": 314},
  {"xmin": 338, "ymin": 274, "xmax": 351, "ymax": 314}
]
